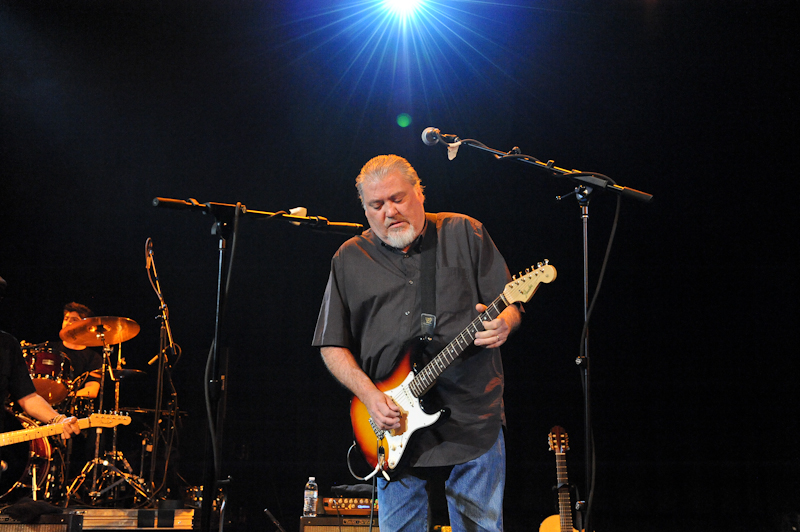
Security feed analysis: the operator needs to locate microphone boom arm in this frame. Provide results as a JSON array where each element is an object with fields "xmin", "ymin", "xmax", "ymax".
[
  {"xmin": 152, "ymin": 197, "xmax": 364, "ymax": 235},
  {"xmin": 427, "ymin": 135, "xmax": 653, "ymax": 203}
]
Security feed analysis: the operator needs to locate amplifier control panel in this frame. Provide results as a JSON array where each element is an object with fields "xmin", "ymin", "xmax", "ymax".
[{"xmin": 323, "ymin": 497, "xmax": 378, "ymax": 515}]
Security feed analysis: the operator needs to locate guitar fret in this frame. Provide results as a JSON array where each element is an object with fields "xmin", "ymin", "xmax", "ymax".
[
  {"xmin": 408, "ymin": 268, "xmax": 542, "ymax": 398},
  {"xmin": 419, "ymin": 373, "xmax": 431, "ymax": 389}
]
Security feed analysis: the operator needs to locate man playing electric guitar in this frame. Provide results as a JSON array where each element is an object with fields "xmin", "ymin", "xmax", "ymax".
[{"xmin": 313, "ymin": 155, "xmax": 524, "ymax": 532}]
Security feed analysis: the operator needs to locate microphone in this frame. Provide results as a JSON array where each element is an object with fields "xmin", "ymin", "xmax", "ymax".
[
  {"xmin": 145, "ymin": 238, "xmax": 153, "ymax": 269},
  {"xmin": 421, "ymin": 127, "xmax": 460, "ymax": 146}
]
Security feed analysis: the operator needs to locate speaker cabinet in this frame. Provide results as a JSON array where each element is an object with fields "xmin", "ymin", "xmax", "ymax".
[
  {"xmin": 300, "ymin": 516, "xmax": 379, "ymax": 531},
  {"xmin": 0, "ymin": 514, "xmax": 82, "ymax": 531}
]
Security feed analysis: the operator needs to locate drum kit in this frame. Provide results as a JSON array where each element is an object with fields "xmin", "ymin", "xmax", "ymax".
[{"xmin": 5, "ymin": 315, "xmax": 154, "ymax": 506}]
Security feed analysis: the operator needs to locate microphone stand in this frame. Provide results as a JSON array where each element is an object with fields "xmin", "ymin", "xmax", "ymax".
[
  {"xmin": 555, "ymin": 184, "xmax": 598, "ymax": 532},
  {"xmin": 145, "ymin": 239, "xmax": 178, "ymax": 503},
  {"xmin": 152, "ymin": 197, "xmax": 363, "ymax": 532},
  {"xmin": 426, "ymin": 134, "xmax": 652, "ymax": 532}
]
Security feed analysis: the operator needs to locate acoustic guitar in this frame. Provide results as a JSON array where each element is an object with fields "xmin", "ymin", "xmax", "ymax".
[{"xmin": 539, "ymin": 426, "xmax": 580, "ymax": 532}]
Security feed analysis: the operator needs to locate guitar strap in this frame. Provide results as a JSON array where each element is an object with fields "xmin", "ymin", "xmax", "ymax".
[{"xmin": 419, "ymin": 212, "xmax": 438, "ymax": 342}]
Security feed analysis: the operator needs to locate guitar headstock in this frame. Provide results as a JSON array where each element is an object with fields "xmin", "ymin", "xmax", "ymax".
[
  {"xmin": 88, "ymin": 413, "xmax": 132, "ymax": 428},
  {"xmin": 548, "ymin": 425, "xmax": 569, "ymax": 454},
  {"xmin": 504, "ymin": 261, "xmax": 556, "ymax": 305}
]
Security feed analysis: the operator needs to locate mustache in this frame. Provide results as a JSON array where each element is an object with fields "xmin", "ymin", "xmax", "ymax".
[{"xmin": 385, "ymin": 216, "xmax": 408, "ymax": 228}]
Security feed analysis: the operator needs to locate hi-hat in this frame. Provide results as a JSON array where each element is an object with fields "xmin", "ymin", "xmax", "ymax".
[
  {"xmin": 59, "ymin": 316, "xmax": 140, "ymax": 346},
  {"xmin": 109, "ymin": 368, "xmax": 146, "ymax": 380}
]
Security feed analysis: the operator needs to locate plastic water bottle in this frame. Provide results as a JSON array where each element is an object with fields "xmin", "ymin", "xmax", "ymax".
[{"xmin": 303, "ymin": 476, "xmax": 318, "ymax": 517}]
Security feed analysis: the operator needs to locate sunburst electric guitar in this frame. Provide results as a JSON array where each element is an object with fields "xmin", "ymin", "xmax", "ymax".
[
  {"xmin": 540, "ymin": 426, "xmax": 580, "ymax": 532},
  {"xmin": 350, "ymin": 261, "xmax": 556, "ymax": 477},
  {"xmin": 0, "ymin": 413, "xmax": 131, "ymax": 447}
]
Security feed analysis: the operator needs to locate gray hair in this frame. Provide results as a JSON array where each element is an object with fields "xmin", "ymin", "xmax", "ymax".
[{"xmin": 356, "ymin": 155, "xmax": 424, "ymax": 207}]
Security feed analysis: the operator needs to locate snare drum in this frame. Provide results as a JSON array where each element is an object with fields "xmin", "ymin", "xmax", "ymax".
[
  {"xmin": 21, "ymin": 345, "xmax": 70, "ymax": 405},
  {"xmin": 0, "ymin": 409, "xmax": 51, "ymax": 500}
]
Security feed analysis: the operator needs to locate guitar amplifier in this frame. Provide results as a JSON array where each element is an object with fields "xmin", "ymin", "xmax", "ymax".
[
  {"xmin": 0, "ymin": 513, "xmax": 83, "ymax": 531},
  {"xmin": 322, "ymin": 497, "xmax": 378, "ymax": 515},
  {"xmin": 300, "ymin": 516, "xmax": 379, "ymax": 532}
]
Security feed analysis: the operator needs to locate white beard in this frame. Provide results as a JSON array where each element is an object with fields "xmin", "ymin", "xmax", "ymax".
[{"xmin": 384, "ymin": 221, "xmax": 418, "ymax": 250}]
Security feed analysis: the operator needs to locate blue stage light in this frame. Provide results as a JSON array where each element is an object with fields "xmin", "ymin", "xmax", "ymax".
[
  {"xmin": 277, "ymin": 1, "xmax": 537, "ymax": 134},
  {"xmin": 383, "ymin": 0, "xmax": 423, "ymax": 19}
]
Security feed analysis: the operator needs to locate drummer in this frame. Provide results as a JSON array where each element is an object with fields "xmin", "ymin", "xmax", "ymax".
[
  {"xmin": 50, "ymin": 303, "xmax": 107, "ymax": 484},
  {"xmin": 51, "ymin": 302, "xmax": 103, "ymax": 402},
  {"xmin": 0, "ymin": 276, "xmax": 80, "ymax": 439}
]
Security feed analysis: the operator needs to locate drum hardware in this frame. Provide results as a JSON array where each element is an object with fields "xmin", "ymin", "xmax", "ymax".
[
  {"xmin": 67, "ymin": 449, "xmax": 149, "ymax": 503},
  {"xmin": 60, "ymin": 316, "xmax": 149, "ymax": 505}
]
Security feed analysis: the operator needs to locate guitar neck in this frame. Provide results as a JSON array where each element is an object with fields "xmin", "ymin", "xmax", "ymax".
[
  {"xmin": 409, "ymin": 294, "xmax": 508, "ymax": 397},
  {"xmin": 0, "ymin": 417, "xmax": 93, "ymax": 447},
  {"xmin": 556, "ymin": 452, "xmax": 574, "ymax": 531}
]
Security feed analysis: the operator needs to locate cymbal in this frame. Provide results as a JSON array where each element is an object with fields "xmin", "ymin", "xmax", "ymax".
[
  {"xmin": 109, "ymin": 368, "xmax": 146, "ymax": 380},
  {"xmin": 121, "ymin": 407, "xmax": 187, "ymax": 416},
  {"xmin": 59, "ymin": 316, "xmax": 140, "ymax": 346}
]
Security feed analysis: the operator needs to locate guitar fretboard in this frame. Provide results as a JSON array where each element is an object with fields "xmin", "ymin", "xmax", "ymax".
[
  {"xmin": 556, "ymin": 452, "xmax": 574, "ymax": 531},
  {"xmin": 408, "ymin": 294, "xmax": 509, "ymax": 398}
]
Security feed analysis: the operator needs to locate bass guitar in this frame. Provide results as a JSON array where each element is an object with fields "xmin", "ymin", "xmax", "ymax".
[
  {"xmin": 0, "ymin": 412, "xmax": 131, "ymax": 447},
  {"xmin": 351, "ymin": 261, "xmax": 556, "ymax": 477},
  {"xmin": 539, "ymin": 426, "xmax": 580, "ymax": 532}
]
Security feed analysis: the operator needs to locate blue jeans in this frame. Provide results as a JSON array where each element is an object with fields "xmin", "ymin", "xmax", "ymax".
[{"xmin": 377, "ymin": 429, "xmax": 505, "ymax": 532}]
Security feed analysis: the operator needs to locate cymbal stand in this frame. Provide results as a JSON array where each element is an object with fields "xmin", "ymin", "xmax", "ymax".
[
  {"xmin": 93, "ymin": 339, "xmax": 110, "ymax": 492},
  {"xmin": 102, "ymin": 345, "xmax": 149, "ymax": 503},
  {"xmin": 65, "ymin": 335, "xmax": 108, "ymax": 503},
  {"xmin": 66, "ymin": 337, "xmax": 149, "ymax": 504}
]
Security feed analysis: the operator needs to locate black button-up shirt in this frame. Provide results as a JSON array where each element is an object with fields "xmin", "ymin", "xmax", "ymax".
[{"xmin": 313, "ymin": 212, "xmax": 513, "ymax": 466}]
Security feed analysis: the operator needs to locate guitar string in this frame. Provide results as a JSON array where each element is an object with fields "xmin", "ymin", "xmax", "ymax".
[
  {"xmin": 409, "ymin": 294, "xmax": 509, "ymax": 397},
  {"xmin": 407, "ymin": 266, "xmax": 545, "ymax": 398}
]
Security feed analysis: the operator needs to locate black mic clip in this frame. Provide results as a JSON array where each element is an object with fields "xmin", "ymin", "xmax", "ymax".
[
  {"xmin": 556, "ymin": 185, "xmax": 593, "ymax": 203},
  {"xmin": 421, "ymin": 127, "xmax": 460, "ymax": 147}
]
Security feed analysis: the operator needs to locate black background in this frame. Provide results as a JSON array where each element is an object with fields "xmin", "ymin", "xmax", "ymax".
[{"xmin": 1, "ymin": 1, "xmax": 796, "ymax": 531}]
